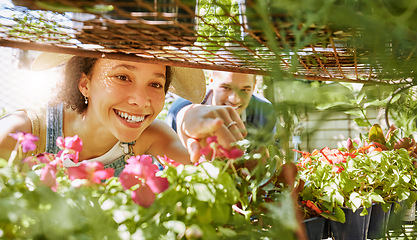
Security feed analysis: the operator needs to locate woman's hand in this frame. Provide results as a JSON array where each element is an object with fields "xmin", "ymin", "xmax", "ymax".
[{"xmin": 176, "ymin": 104, "xmax": 246, "ymax": 163}]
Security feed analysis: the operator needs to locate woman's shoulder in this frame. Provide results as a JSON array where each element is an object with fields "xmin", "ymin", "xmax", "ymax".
[
  {"xmin": 140, "ymin": 119, "xmax": 177, "ymax": 141},
  {"xmin": 133, "ymin": 119, "xmax": 178, "ymax": 153},
  {"xmin": 0, "ymin": 110, "xmax": 32, "ymax": 133},
  {"xmin": 0, "ymin": 110, "xmax": 33, "ymax": 159}
]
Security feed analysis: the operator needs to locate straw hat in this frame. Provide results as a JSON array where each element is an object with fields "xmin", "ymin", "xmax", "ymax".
[{"xmin": 32, "ymin": 52, "xmax": 206, "ymax": 103}]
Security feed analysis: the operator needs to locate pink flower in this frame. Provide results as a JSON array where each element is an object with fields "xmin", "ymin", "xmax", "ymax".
[
  {"xmin": 9, "ymin": 132, "xmax": 38, "ymax": 152},
  {"xmin": 56, "ymin": 136, "xmax": 83, "ymax": 163},
  {"xmin": 36, "ymin": 153, "xmax": 56, "ymax": 163},
  {"xmin": 56, "ymin": 150, "xmax": 79, "ymax": 164},
  {"xmin": 40, "ymin": 163, "xmax": 58, "ymax": 192},
  {"xmin": 22, "ymin": 156, "xmax": 39, "ymax": 168},
  {"xmin": 159, "ymin": 155, "xmax": 181, "ymax": 167},
  {"xmin": 67, "ymin": 161, "xmax": 114, "ymax": 184},
  {"xmin": 119, "ymin": 168, "xmax": 142, "ymax": 190},
  {"xmin": 220, "ymin": 147, "xmax": 244, "ymax": 159},
  {"xmin": 56, "ymin": 135, "xmax": 83, "ymax": 152},
  {"xmin": 131, "ymin": 184, "xmax": 156, "ymax": 208},
  {"xmin": 200, "ymin": 136, "xmax": 244, "ymax": 160},
  {"xmin": 119, "ymin": 154, "xmax": 169, "ymax": 208},
  {"xmin": 22, "ymin": 153, "xmax": 55, "ymax": 168},
  {"xmin": 146, "ymin": 176, "xmax": 169, "ymax": 194}
]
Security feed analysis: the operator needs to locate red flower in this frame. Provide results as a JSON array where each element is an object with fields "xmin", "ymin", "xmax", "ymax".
[
  {"xmin": 320, "ymin": 147, "xmax": 348, "ymax": 164},
  {"xmin": 303, "ymin": 200, "xmax": 323, "ymax": 214},
  {"xmin": 10, "ymin": 132, "xmax": 38, "ymax": 152},
  {"xmin": 293, "ymin": 149, "xmax": 312, "ymax": 167},
  {"xmin": 67, "ymin": 161, "xmax": 114, "ymax": 184}
]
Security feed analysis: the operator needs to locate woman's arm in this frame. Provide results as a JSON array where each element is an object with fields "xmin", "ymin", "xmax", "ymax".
[
  {"xmin": 141, "ymin": 119, "xmax": 191, "ymax": 165},
  {"xmin": 0, "ymin": 111, "xmax": 32, "ymax": 160}
]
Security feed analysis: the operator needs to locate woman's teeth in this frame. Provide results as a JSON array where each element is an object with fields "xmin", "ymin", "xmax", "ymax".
[{"xmin": 116, "ymin": 110, "xmax": 145, "ymax": 123}]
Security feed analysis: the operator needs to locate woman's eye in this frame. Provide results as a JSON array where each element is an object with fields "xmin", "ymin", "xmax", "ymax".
[
  {"xmin": 115, "ymin": 75, "xmax": 129, "ymax": 82},
  {"xmin": 150, "ymin": 82, "xmax": 163, "ymax": 89}
]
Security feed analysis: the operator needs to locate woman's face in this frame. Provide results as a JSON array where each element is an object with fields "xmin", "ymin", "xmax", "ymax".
[{"xmin": 82, "ymin": 58, "xmax": 167, "ymax": 142}]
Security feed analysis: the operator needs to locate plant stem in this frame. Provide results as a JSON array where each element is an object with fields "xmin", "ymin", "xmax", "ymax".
[{"xmin": 7, "ymin": 142, "xmax": 19, "ymax": 166}]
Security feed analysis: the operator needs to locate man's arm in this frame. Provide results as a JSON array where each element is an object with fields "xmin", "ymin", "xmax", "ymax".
[{"xmin": 164, "ymin": 97, "xmax": 193, "ymax": 132}]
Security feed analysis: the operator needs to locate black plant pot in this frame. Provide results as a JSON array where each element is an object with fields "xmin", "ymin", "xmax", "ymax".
[
  {"xmin": 330, "ymin": 207, "xmax": 372, "ymax": 240},
  {"xmin": 388, "ymin": 202, "xmax": 403, "ymax": 230},
  {"xmin": 303, "ymin": 216, "xmax": 326, "ymax": 240},
  {"xmin": 322, "ymin": 218, "xmax": 330, "ymax": 239},
  {"xmin": 368, "ymin": 203, "xmax": 391, "ymax": 239}
]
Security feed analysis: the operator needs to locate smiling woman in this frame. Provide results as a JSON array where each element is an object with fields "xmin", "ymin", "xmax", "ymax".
[{"xmin": 0, "ymin": 53, "xmax": 247, "ymax": 176}]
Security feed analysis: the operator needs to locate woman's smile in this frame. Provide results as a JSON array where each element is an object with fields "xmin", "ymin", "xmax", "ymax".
[{"xmin": 114, "ymin": 109, "xmax": 149, "ymax": 127}]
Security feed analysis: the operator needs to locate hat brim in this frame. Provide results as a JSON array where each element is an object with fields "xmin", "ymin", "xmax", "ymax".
[{"xmin": 32, "ymin": 52, "xmax": 206, "ymax": 103}]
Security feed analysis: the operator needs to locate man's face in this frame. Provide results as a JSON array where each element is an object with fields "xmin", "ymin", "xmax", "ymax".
[{"xmin": 210, "ymin": 71, "xmax": 256, "ymax": 115}]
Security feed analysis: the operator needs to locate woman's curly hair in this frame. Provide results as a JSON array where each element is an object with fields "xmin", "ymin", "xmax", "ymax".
[{"xmin": 56, "ymin": 57, "xmax": 171, "ymax": 114}]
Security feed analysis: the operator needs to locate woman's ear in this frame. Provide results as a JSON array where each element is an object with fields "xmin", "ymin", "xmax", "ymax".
[{"xmin": 78, "ymin": 73, "xmax": 90, "ymax": 97}]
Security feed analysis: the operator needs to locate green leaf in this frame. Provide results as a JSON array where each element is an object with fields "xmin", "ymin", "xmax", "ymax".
[
  {"xmin": 201, "ymin": 162, "xmax": 220, "ymax": 179},
  {"xmin": 360, "ymin": 207, "xmax": 369, "ymax": 216},
  {"xmin": 354, "ymin": 118, "xmax": 370, "ymax": 127},
  {"xmin": 334, "ymin": 191, "xmax": 345, "ymax": 207},
  {"xmin": 363, "ymin": 98, "xmax": 389, "ymax": 108},
  {"xmin": 217, "ymin": 173, "xmax": 239, "ymax": 204},
  {"xmin": 36, "ymin": 1, "xmax": 83, "ymax": 12},
  {"xmin": 349, "ymin": 192, "xmax": 362, "ymax": 210},
  {"xmin": 356, "ymin": 93, "xmax": 365, "ymax": 105},
  {"xmin": 217, "ymin": 226, "xmax": 237, "ymax": 237},
  {"xmin": 333, "ymin": 207, "xmax": 346, "ymax": 223},
  {"xmin": 163, "ymin": 220, "xmax": 186, "ymax": 234},
  {"xmin": 369, "ymin": 193, "xmax": 384, "ymax": 203},
  {"xmin": 200, "ymin": 224, "xmax": 217, "ymax": 240},
  {"xmin": 211, "ymin": 202, "xmax": 230, "ymax": 225},
  {"xmin": 192, "ymin": 183, "xmax": 216, "ymax": 203},
  {"xmin": 0, "ymin": 159, "xmax": 7, "ymax": 167},
  {"xmin": 196, "ymin": 202, "xmax": 213, "ymax": 224},
  {"xmin": 368, "ymin": 124, "xmax": 386, "ymax": 145},
  {"xmin": 344, "ymin": 109, "xmax": 363, "ymax": 117},
  {"xmin": 339, "ymin": 82, "xmax": 363, "ymax": 93},
  {"xmin": 316, "ymin": 102, "xmax": 348, "ymax": 110}
]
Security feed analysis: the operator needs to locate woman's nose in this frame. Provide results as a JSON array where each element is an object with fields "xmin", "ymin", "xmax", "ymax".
[{"xmin": 127, "ymin": 87, "xmax": 151, "ymax": 107}]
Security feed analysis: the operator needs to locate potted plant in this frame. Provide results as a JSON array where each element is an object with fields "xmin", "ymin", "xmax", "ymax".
[
  {"xmin": 362, "ymin": 124, "xmax": 417, "ymax": 234},
  {"xmin": 295, "ymin": 124, "xmax": 417, "ymax": 239}
]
